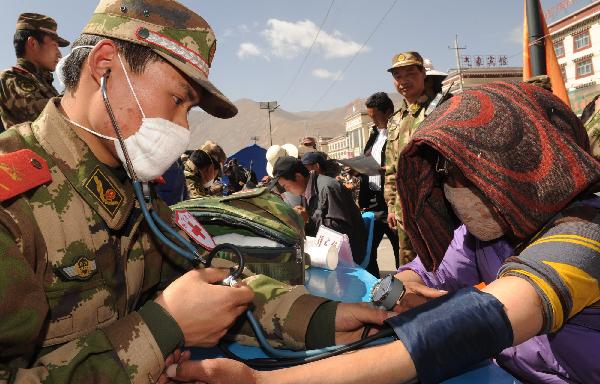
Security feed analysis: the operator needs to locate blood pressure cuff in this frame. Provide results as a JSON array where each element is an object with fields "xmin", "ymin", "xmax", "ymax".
[{"xmin": 384, "ymin": 288, "xmax": 513, "ymax": 384}]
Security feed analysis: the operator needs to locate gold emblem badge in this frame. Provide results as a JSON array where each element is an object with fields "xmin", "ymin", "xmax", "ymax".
[
  {"xmin": 57, "ymin": 256, "xmax": 97, "ymax": 281},
  {"xmin": 84, "ymin": 167, "xmax": 123, "ymax": 217},
  {"xmin": 396, "ymin": 54, "xmax": 406, "ymax": 63}
]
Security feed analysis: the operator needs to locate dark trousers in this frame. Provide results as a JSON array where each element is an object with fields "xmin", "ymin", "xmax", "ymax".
[{"xmin": 365, "ymin": 218, "xmax": 400, "ymax": 277}]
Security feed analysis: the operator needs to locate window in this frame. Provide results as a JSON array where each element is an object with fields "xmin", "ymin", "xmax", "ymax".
[
  {"xmin": 575, "ymin": 58, "xmax": 593, "ymax": 78},
  {"xmin": 554, "ymin": 40, "xmax": 565, "ymax": 58},
  {"xmin": 573, "ymin": 30, "xmax": 591, "ymax": 51}
]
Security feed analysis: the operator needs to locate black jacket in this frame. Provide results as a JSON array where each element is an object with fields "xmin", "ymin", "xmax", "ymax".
[
  {"xmin": 303, "ymin": 173, "xmax": 367, "ymax": 264},
  {"xmin": 358, "ymin": 126, "xmax": 388, "ymax": 218}
]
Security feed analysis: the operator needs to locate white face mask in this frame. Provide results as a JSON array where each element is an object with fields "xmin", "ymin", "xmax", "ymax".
[
  {"xmin": 443, "ymin": 183, "xmax": 506, "ymax": 241},
  {"xmin": 55, "ymin": 45, "xmax": 95, "ymax": 87},
  {"xmin": 66, "ymin": 54, "xmax": 191, "ymax": 182}
]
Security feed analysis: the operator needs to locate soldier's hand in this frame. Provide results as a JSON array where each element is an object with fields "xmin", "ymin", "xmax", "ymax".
[
  {"xmin": 169, "ymin": 358, "xmax": 259, "ymax": 384},
  {"xmin": 155, "ymin": 268, "xmax": 254, "ymax": 347},
  {"xmin": 334, "ymin": 302, "xmax": 393, "ymax": 345},
  {"xmin": 157, "ymin": 349, "xmax": 191, "ymax": 384},
  {"xmin": 387, "ymin": 212, "xmax": 397, "ymax": 229}
]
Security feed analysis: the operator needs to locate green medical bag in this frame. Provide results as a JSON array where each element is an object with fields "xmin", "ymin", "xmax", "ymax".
[{"xmin": 172, "ymin": 187, "xmax": 305, "ymax": 285}]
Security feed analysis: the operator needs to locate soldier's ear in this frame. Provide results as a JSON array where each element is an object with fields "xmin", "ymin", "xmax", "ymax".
[
  {"xmin": 86, "ymin": 39, "xmax": 118, "ymax": 86},
  {"xmin": 25, "ymin": 36, "xmax": 39, "ymax": 52}
]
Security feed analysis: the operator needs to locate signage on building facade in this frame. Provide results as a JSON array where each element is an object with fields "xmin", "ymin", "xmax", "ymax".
[{"xmin": 461, "ymin": 55, "xmax": 509, "ymax": 68}]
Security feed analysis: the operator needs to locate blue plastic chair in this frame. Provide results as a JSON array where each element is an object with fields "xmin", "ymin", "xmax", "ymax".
[{"xmin": 359, "ymin": 211, "xmax": 375, "ymax": 269}]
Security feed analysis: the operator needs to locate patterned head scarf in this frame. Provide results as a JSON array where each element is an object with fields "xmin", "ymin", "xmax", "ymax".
[{"xmin": 398, "ymin": 81, "xmax": 600, "ymax": 271}]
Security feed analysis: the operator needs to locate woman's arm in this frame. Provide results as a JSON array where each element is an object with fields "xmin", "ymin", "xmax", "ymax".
[{"xmin": 172, "ymin": 275, "xmax": 545, "ymax": 384}]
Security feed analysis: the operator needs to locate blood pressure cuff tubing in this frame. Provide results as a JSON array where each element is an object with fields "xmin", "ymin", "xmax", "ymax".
[{"xmin": 384, "ymin": 287, "xmax": 513, "ymax": 384}]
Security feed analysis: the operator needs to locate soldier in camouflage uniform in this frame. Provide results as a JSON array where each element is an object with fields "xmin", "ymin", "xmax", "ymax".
[
  {"xmin": 0, "ymin": 13, "xmax": 69, "ymax": 130},
  {"xmin": 0, "ymin": 1, "xmax": 389, "ymax": 383},
  {"xmin": 184, "ymin": 141, "xmax": 226, "ymax": 199},
  {"xmin": 581, "ymin": 96, "xmax": 600, "ymax": 161},
  {"xmin": 384, "ymin": 52, "xmax": 447, "ymax": 265}
]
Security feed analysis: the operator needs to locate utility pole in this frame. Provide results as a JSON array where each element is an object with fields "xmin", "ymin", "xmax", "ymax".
[
  {"xmin": 259, "ymin": 101, "xmax": 279, "ymax": 146},
  {"xmin": 448, "ymin": 34, "xmax": 466, "ymax": 93},
  {"xmin": 526, "ymin": 0, "xmax": 546, "ymax": 76}
]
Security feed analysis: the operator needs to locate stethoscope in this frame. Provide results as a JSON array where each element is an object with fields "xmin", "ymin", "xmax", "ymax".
[{"xmin": 100, "ymin": 70, "xmax": 395, "ymax": 368}]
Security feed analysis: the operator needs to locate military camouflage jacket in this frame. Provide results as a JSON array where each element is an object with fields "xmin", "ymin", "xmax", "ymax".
[
  {"xmin": 0, "ymin": 99, "xmax": 330, "ymax": 383},
  {"xmin": 584, "ymin": 99, "xmax": 600, "ymax": 161},
  {"xmin": 0, "ymin": 59, "xmax": 58, "ymax": 129},
  {"xmin": 384, "ymin": 95, "xmax": 431, "ymax": 220},
  {"xmin": 183, "ymin": 159, "xmax": 208, "ymax": 199}
]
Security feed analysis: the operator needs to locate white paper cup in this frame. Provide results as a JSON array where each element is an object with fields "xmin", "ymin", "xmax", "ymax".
[{"xmin": 305, "ymin": 237, "xmax": 339, "ymax": 270}]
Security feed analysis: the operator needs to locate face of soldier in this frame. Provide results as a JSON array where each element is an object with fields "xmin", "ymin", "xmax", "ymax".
[
  {"xmin": 391, "ymin": 65, "xmax": 426, "ymax": 103},
  {"xmin": 30, "ymin": 35, "xmax": 61, "ymax": 71},
  {"xmin": 200, "ymin": 163, "xmax": 218, "ymax": 186},
  {"xmin": 88, "ymin": 50, "xmax": 201, "ymax": 165}
]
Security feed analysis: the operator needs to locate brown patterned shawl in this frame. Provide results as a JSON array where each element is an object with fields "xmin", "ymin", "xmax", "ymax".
[{"xmin": 397, "ymin": 81, "xmax": 600, "ymax": 271}]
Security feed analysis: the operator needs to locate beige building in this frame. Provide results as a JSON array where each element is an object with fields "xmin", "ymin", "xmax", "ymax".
[
  {"xmin": 321, "ymin": 101, "xmax": 373, "ymax": 160},
  {"xmin": 324, "ymin": 134, "xmax": 350, "ymax": 160},
  {"xmin": 549, "ymin": 0, "xmax": 600, "ymax": 115},
  {"xmin": 345, "ymin": 106, "xmax": 372, "ymax": 158},
  {"xmin": 442, "ymin": 67, "xmax": 523, "ymax": 94}
]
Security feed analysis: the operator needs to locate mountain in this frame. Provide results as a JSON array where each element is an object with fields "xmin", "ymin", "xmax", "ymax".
[{"xmin": 188, "ymin": 93, "xmax": 404, "ymax": 155}]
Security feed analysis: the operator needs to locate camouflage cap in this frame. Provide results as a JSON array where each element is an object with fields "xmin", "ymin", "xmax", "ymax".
[
  {"xmin": 387, "ymin": 51, "xmax": 424, "ymax": 72},
  {"xmin": 16, "ymin": 13, "xmax": 70, "ymax": 47},
  {"xmin": 525, "ymin": 74, "xmax": 553, "ymax": 92},
  {"xmin": 81, "ymin": 0, "xmax": 237, "ymax": 119}
]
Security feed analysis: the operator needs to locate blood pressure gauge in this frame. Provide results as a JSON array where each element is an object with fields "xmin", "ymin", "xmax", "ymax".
[{"xmin": 370, "ymin": 274, "xmax": 406, "ymax": 310}]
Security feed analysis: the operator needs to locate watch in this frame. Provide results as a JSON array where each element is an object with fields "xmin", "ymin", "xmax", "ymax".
[{"xmin": 370, "ymin": 274, "xmax": 405, "ymax": 310}]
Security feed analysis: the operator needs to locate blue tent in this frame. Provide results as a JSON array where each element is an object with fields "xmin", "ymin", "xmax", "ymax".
[{"xmin": 227, "ymin": 144, "xmax": 268, "ymax": 181}]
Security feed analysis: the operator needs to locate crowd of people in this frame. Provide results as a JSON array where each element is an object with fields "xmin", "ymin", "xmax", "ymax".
[{"xmin": 0, "ymin": 2, "xmax": 599, "ymax": 384}]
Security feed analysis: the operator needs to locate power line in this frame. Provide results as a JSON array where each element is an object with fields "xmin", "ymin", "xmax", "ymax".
[
  {"xmin": 309, "ymin": 0, "xmax": 399, "ymax": 111},
  {"xmin": 278, "ymin": 0, "xmax": 336, "ymax": 105}
]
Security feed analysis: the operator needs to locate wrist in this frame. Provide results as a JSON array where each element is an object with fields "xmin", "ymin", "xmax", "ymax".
[{"xmin": 139, "ymin": 300, "xmax": 184, "ymax": 358}]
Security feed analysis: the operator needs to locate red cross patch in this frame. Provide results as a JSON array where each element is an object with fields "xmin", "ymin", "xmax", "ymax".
[{"xmin": 173, "ymin": 209, "xmax": 216, "ymax": 250}]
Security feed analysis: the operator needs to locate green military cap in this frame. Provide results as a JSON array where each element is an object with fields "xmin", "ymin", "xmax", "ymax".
[
  {"xmin": 387, "ymin": 51, "xmax": 424, "ymax": 72},
  {"xmin": 81, "ymin": 0, "xmax": 237, "ymax": 119},
  {"xmin": 16, "ymin": 13, "xmax": 70, "ymax": 47}
]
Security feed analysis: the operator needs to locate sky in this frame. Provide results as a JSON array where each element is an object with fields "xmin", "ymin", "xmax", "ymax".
[{"xmin": 0, "ymin": 0, "xmax": 585, "ymax": 112}]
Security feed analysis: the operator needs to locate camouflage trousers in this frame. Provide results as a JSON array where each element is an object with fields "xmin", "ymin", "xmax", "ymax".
[
  {"xmin": 394, "ymin": 200, "xmax": 416, "ymax": 265},
  {"xmin": 398, "ymin": 226, "xmax": 416, "ymax": 265}
]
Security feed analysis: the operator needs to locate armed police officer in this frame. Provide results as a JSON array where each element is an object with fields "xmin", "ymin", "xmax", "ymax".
[
  {"xmin": 0, "ymin": 13, "xmax": 69, "ymax": 130},
  {"xmin": 384, "ymin": 51, "xmax": 448, "ymax": 265},
  {"xmin": 0, "ymin": 1, "xmax": 389, "ymax": 382}
]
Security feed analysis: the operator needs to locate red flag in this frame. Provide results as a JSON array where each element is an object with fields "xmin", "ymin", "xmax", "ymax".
[{"xmin": 523, "ymin": 0, "xmax": 571, "ymax": 107}]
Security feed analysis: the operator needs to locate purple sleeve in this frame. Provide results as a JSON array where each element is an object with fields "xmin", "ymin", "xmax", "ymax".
[{"xmin": 398, "ymin": 225, "xmax": 482, "ymax": 291}]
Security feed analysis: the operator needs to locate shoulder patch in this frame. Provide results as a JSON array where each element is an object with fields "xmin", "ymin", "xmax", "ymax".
[{"xmin": 0, "ymin": 149, "xmax": 52, "ymax": 202}]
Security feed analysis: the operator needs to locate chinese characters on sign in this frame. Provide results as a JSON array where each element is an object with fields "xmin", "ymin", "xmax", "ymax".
[{"xmin": 461, "ymin": 55, "xmax": 509, "ymax": 68}]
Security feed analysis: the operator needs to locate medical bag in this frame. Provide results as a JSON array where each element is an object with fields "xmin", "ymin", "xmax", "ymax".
[{"xmin": 171, "ymin": 187, "xmax": 305, "ymax": 285}]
